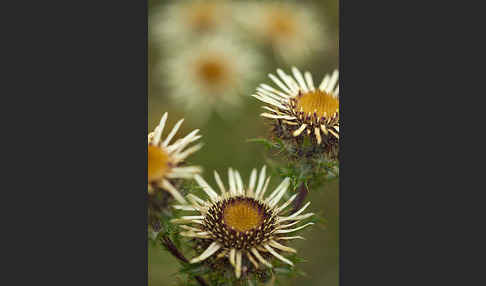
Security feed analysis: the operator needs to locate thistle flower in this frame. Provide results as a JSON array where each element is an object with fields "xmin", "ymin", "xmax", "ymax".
[
  {"xmin": 172, "ymin": 166, "xmax": 314, "ymax": 279},
  {"xmin": 252, "ymin": 67, "xmax": 339, "ymax": 147},
  {"xmin": 236, "ymin": 1, "xmax": 327, "ymax": 63},
  {"xmin": 148, "ymin": 113, "xmax": 202, "ymax": 204},
  {"xmin": 151, "ymin": 0, "xmax": 233, "ymax": 47},
  {"xmin": 163, "ymin": 37, "xmax": 261, "ymax": 122}
]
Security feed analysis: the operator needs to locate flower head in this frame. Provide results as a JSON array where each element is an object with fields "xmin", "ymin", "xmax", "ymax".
[
  {"xmin": 162, "ymin": 37, "xmax": 262, "ymax": 122},
  {"xmin": 172, "ymin": 166, "xmax": 314, "ymax": 278},
  {"xmin": 236, "ymin": 1, "xmax": 327, "ymax": 63},
  {"xmin": 252, "ymin": 67, "xmax": 339, "ymax": 147},
  {"xmin": 148, "ymin": 113, "xmax": 202, "ymax": 204},
  {"xmin": 151, "ymin": 0, "xmax": 234, "ymax": 47}
]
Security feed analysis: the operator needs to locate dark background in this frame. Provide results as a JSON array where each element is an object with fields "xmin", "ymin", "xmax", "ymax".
[{"xmin": 6, "ymin": 0, "xmax": 475, "ymax": 285}]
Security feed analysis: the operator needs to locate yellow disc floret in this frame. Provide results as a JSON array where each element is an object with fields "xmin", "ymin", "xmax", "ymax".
[
  {"xmin": 295, "ymin": 90, "xmax": 339, "ymax": 118},
  {"xmin": 148, "ymin": 145, "xmax": 170, "ymax": 183},
  {"xmin": 223, "ymin": 199, "xmax": 264, "ymax": 232},
  {"xmin": 266, "ymin": 7, "xmax": 297, "ymax": 40},
  {"xmin": 187, "ymin": 2, "xmax": 218, "ymax": 32},
  {"xmin": 197, "ymin": 58, "xmax": 227, "ymax": 85}
]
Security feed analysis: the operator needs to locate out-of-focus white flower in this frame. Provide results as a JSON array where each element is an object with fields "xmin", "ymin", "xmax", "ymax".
[
  {"xmin": 150, "ymin": 0, "xmax": 234, "ymax": 47},
  {"xmin": 162, "ymin": 36, "xmax": 262, "ymax": 122},
  {"xmin": 236, "ymin": 1, "xmax": 328, "ymax": 63}
]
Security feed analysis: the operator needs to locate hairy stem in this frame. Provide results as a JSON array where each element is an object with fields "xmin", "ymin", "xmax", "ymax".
[{"xmin": 161, "ymin": 235, "xmax": 209, "ymax": 286}]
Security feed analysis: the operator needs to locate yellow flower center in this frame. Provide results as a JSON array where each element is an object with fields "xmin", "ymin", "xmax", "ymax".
[
  {"xmin": 197, "ymin": 58, "xmax": 228, "ymax": 86},
  {"xmin": 266, "ymin": 8, "xmax": 297, "ymax": 39},
  {"xmin": 187, "ymin": 3, "xmax": 218, "ymax": 32},
  {"xmin": 148, "ymin": 145, "xmax": 170, "ymax": 183},
  {"xmin": 296, "ymin": 90, "xmax": 339, "ymax": 118},
  {"xmin": 223, "ymin": 199, "xmax": 264, "ymax": 232}
]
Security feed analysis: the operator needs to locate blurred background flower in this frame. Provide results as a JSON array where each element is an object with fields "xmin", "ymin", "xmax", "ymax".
[
  {"xmin": 160, "ymin": 36, "xmax": 262, "ymax": 122},
  {"xmin": 235, "ymin": 1, "xmax": 330, "ymax": 64},
  {"xmin": 149, "ymin": 0, "xmax": 339, "ymax": 285},
  {"xmin": 151, "ymin": 0, "xmax": 234, "ymax": 47}
]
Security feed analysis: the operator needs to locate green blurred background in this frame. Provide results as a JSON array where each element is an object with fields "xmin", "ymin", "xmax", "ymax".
[{"xmin": 148, "ymin": 0, "xmax": 339, "ymax": 285}]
